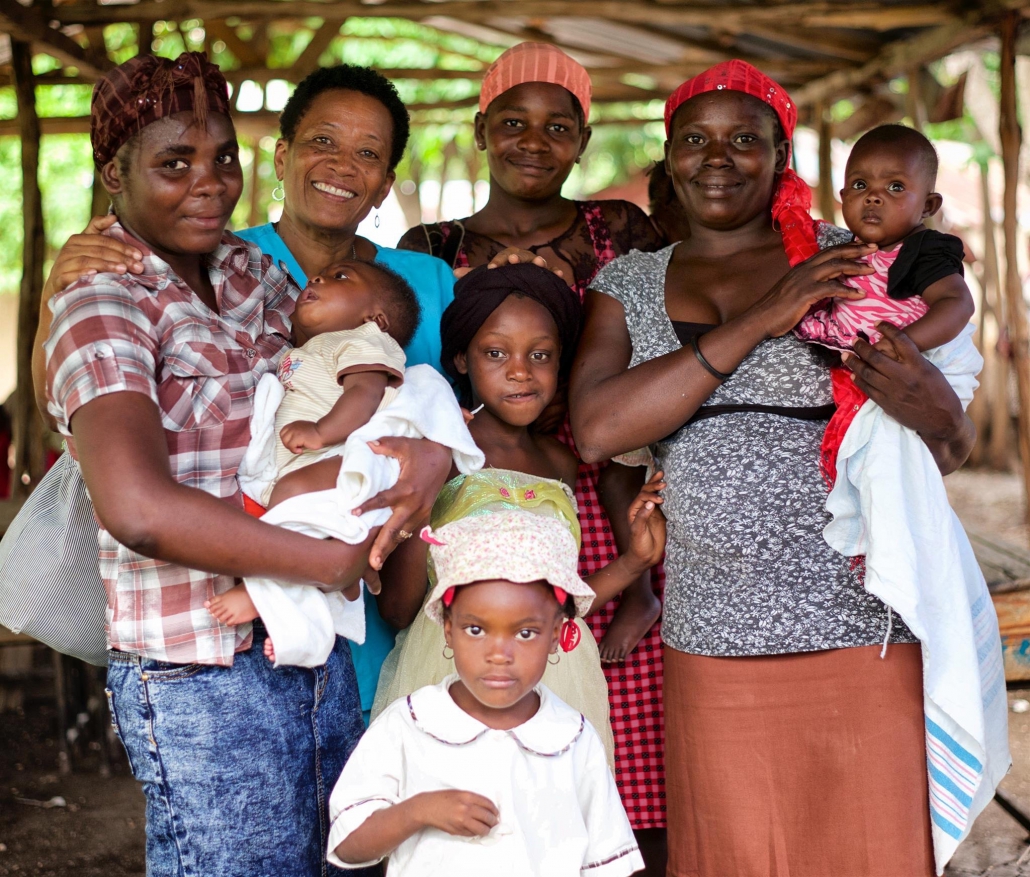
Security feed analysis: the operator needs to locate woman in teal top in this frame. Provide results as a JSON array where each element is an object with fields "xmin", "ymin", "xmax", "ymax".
[{"xmin": 235, "ymin": 65, "xmax": 455, "ymax": 723}]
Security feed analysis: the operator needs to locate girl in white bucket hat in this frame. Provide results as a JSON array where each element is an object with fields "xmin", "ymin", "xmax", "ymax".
[{"xmin": 327, "ymin": 510, "xmax": 645, "ymax": 877}]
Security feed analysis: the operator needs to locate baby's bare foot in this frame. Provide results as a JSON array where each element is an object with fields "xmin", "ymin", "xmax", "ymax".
[
  {"xmin": 598, "ymin": 585, "xmax": 661, "ymax": 664},
  {"xmin": 263, "ymin": 637, "xmax": 277, "ymax": 664},
  {"xmin": 206, "ymin": 586, "xmax": 260, "ymax": 626}
]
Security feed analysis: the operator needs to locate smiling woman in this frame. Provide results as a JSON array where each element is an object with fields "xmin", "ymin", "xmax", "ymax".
[
  {"xmin": 41, "ymin": 52, "xmax": 393, "ymax": 877},
  {"xmin": 105, "ymin": 112, "xmax": 242, "ymax": 306},
  {"xmin": 570, "ymin": 60, "xmax": 977, "ymax": 877},
  {"xmin": 232, "ymin": 66, "xmax": 461, "ymax": 725}
]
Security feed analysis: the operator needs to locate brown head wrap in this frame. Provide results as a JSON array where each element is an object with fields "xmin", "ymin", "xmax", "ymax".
[
  {"xmin": 441, "ymin": 262, "xmax": 582, "ymax": 408},
  {"xmin": 91, "ymin": 52, "xmax": 231, "ymax": 170}
]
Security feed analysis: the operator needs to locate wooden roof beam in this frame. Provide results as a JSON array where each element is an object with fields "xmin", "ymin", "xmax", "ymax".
[
  {"xmin": 204, "ymin": 18, "xmax": 266, "ymax": 67},
  {"xmin": 291, "ymin": 17, "xmax": 346, "ymax": 77},
  {"xmin": 791, "ymin": 2, "xmax": 1030, "ymax": 108},
  {"xmin": 50, "ymin": 2, "xmax": 960, "ymax": 31},
  {"xmin": 0, "ymin": 0, "xmax": 112, "ymax": 78},
  {"xmin": 0, "ymin": 89, "xmax": 677, "ymax": 137},
  {"xmin": 729, "ymin": 24, "xmax": 881, "ymax": 64}
]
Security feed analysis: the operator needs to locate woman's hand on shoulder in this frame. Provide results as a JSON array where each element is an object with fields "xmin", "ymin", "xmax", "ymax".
[
  {"xmin": 454, "ymin": 247, "xmax": 563, "ymax": 280},
  {"xmin": 354, "ymin": 437, "xmax": 453, "ymax": 570},
  {"xmin": 752, "ymin": 242, "xmax": 877, "ymax": 338},
  {"xmin": 44, "ymin": 214, "xmax": 145, "ymax": 302}
]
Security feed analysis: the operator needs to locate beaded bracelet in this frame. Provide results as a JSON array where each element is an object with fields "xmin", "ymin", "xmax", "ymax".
[{"xmin": 690, "ymin": 334, "xmax": 734, "ymax": 381}]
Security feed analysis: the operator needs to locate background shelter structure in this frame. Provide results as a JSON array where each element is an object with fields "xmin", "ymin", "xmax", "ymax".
[{"xmin": 3, "ymin": 0, "xmax": 1030, "ymax": 509}]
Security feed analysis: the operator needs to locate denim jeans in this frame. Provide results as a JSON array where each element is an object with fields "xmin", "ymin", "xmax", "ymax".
[{"xmin": 105, "ymin": 624, "xmax": 365, "ymax": 877}]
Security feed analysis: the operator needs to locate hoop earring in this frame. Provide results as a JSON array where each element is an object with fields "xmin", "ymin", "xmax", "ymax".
[
  {"xmin": 271, "ymin": 182, "xmax": 285, "ymax": 202},
  {"xmin": 548, "ymin": 652, "xmax": 560, "ymax": 665},
  {"xmin": 442, "ymin": 645, "xmax": 454, "ymax": 660},
  {"xmin": 374, "ymin": 212, "xmax": 380, "ymax": 228}
]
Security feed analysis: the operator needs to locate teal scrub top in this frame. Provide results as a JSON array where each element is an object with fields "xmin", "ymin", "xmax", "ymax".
[{"xmin": 236, "ymin": 223, "xmax": 455, "ymax": 722}]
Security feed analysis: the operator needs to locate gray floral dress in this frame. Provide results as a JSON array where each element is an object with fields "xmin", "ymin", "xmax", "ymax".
[{"xmin": 591, "ymin": 244, "xmax": 917, "ymax": 656}]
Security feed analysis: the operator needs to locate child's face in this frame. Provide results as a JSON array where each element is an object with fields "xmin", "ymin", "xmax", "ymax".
[
  {"xmin": 476, "ymin": 82, "xmax": 589, "ymax": 203},
  {"xmin": 292, "ymin": 261, "xmax": 386, "ymax": 342},
  {"xmin": 840, "ymin": 141, "xmax": 941, "ymax": 248},
  {"xmin": 444, "ymin": 579, "xmax": 563, "ymax": 716},
  {"xmin": 104, "ymin": 111, "xmax": 242, "ymax": 259},
  {"xmin": 454, "ymin": 295, "xmax": 561, "ymax": 428}
]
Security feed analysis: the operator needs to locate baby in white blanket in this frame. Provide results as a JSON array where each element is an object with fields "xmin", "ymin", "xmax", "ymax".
[{"xmin": 206, "ymin": 259, "xmax": 421, "ymax": 659}]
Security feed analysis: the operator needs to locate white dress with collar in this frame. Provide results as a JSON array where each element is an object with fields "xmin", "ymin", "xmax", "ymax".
[{"xmin": 326, "ymin": 676, "xmax": 643, "ymax": 876}]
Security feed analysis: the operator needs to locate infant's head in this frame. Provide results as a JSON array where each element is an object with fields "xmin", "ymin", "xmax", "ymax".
[
  {"xmin": 292, "ymin": 260, "xmax": 421, "ymax": 347},
  {"xmin": 841, "ymin": 124, "xmax": 942, "ymax": 249}
]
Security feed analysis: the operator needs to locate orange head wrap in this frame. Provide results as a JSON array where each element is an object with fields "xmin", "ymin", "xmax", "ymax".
[
  {"xmin": 479, "ymin": 42, "xmax": 592, "ymax": 121},
  {"xmin": 664, "ymin": 60, "xmax": 818, "ymax": 266}
]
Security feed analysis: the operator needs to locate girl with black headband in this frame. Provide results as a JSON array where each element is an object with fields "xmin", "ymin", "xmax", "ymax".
[{"xmin": 372, "ymin": 262, "xmax": 667, "ymax": 766}]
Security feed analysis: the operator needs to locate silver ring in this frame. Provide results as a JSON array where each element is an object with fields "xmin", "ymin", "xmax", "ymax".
[{"xmin": 397, "ymin": 530, "xmax": 413, "ymax": 541}]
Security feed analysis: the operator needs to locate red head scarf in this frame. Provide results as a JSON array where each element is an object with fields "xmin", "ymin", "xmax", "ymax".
[
  {"xmin": 91, "ymin": 52, "xmax": 231, "ymax": 170},
  {"xmin": 664, "ymin": 60, "xmax": 818, "ymax": 266}
]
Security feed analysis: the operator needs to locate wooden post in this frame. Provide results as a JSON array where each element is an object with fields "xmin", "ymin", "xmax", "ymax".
[
  {"xmin": 394, "ymin": 159, "xmax": 423, "ymax": 231},
  {"xmin": 999, "ymin": 12, "xmax": 1030, "ymax": 517},
  {"xmin": 817, "ymin": 101, "xmax": 836, "ymax": 225},
  {"xmin": 139, "ymin": 20, "xmax": 154, "ymax": 55},
  {"xmin": 11, "ymin": 40, "xmax": 46, "ymax": 499},
  {"xmin": 906, "ymin": 66, "xmax": 926, "ymax": 132},
  {"xmin": 981, "ymin": 160, "xmax": 1012, "ymax": 470},
  {"xmin": 247, "ymin": 137, "xmax": 263, "ymax": 229}
]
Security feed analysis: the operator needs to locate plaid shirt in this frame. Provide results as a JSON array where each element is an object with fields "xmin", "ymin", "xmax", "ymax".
[{"xmin": 45, "ymin": 223, "xmax": 295, "ymax": 666}]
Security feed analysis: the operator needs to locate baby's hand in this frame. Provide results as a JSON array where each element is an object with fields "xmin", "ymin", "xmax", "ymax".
[
  {"xmin": 626, "ymin": 470, "xmax": 667, "ymax": 571},
  {"xmin": 413, "ymin": 790, "xmax": 499, "ymax": 838},
  {"xmin": 280, "ymin": 420, "xmax": 324, "ymax": 453}
]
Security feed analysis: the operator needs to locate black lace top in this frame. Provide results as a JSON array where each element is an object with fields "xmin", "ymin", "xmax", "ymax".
[{"xmin": 396, "ymin": 200, "xmax": 666, "ymax": 297}]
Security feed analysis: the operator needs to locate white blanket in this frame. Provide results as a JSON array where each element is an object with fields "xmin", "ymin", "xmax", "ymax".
[
  {"xmin": 824, "ymin": 324, "xmax": 1010, "ymax": 873},
  {"xmin": 237, "ymin": 364, "xmax": 485, "ymax": 668}
]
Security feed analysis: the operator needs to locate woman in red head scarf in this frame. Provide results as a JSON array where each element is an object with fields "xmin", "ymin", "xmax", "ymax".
[{"xmin": 571, "ymin": 61, "xmax": 974, "ymax": 877}]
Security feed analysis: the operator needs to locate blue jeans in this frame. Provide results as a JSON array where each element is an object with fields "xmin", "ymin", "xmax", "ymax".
[{"xmin": 105, "ymin": 624, "xmax": 365, "ymax": 877}]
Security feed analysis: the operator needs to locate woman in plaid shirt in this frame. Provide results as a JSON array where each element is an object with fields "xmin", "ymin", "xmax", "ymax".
[{"xmin": 43, "ymin": 53, "xmax": 450, "ymax": 877}]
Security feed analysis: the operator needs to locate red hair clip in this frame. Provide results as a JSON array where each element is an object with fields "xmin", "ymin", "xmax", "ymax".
[
  {"xmin": 559, "ymin": 619, "xmax": 581, "ymax": 652},
  {"xmin": 421, "ymin": 526, "xmax": 446, "ymax": 546}
]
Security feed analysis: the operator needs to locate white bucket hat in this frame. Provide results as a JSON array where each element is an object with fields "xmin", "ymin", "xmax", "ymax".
[{"xmin": 422, "ymin": 510, "xmax": 596, "ymax": 625}]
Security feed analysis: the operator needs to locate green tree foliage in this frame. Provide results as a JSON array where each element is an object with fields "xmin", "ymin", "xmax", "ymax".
[{"xmin": 0, "ymin": 19, "xmax": 672, "ymax": 293}]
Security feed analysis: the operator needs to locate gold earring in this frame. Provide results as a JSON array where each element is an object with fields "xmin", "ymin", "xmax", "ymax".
[{"xmin": 442, "ymin": 645, "xmax": 454, "ymax": 660}]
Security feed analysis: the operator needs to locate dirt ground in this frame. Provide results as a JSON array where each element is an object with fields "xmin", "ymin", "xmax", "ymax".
[{"xmin": 0, "ymin": 468, "xmax": 1028, "ymax": 877}]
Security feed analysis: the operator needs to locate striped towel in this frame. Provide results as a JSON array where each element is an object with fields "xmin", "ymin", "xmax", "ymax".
[
  {"xmin": 0, "ymin": 452, "xmax": 107, "ymax": 665},
  {"xmin": 823, "ymin": 325, "xmax": 1010, "ymax": 873}
]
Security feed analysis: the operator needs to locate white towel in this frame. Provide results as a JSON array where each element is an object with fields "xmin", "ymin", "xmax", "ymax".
[
  {"xmin": 824, "ymin": 324, "xmax": 1010, "ymax": 873},
  {"xmin": 238, "ymin": 365, "xmax": 485, "ymax": 668}
]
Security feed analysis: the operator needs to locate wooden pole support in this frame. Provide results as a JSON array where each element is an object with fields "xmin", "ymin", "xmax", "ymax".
[
  {"xmin": 10, "ymin": 41, "xmax": 47, "ymax": 496},
  {"xmin": 999, "ymin": 12, "xmax": 1030, "ymax": 519},
  {"xmin": 10, "ymin": 39, "xmax": 46, "ymax": 499},
  {"xmin": 817, "ymin": 101, "xmax": 836, "ymax": 225}
]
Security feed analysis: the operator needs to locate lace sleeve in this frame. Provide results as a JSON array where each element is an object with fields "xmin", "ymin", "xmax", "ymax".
[
  {"xmin": 395, "ymin": 224, "xmax": 433, "ymax": 254},
  {"xmin": 601, "ymin": 200, "xmax": 666, "ymax": 255}
]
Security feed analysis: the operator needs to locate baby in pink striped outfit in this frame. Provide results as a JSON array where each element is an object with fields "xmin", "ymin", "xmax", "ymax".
[{"xmin": 795, "ymin": 125, "xmax": 974, "ymax": 353}]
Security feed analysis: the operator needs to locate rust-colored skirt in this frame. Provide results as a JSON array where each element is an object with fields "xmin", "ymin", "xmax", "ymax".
[{"xmin": 665, "ymin": 643, "xmax": 934, "ymax": 877}]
